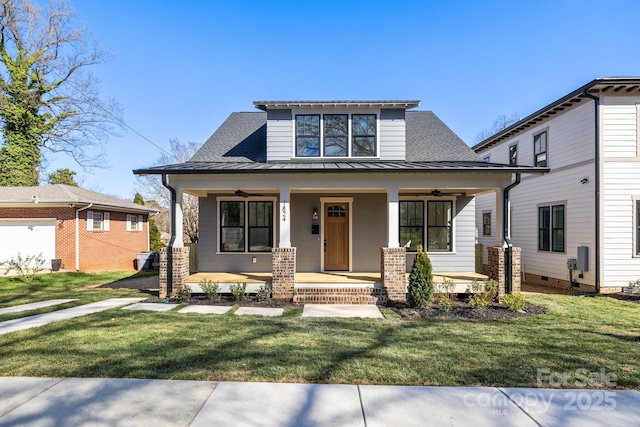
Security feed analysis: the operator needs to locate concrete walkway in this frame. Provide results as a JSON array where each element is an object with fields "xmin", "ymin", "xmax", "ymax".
[
  {"xmin": 0, "ymin": 299, "xmax": 77, "ymax": 316},
  {"xmin": 0, "ymin": 377, "xmax": 638, "ymax": 426},
  {"xmin": 0, "ymin": 298, "xmax": 145, "ymax": 335}
]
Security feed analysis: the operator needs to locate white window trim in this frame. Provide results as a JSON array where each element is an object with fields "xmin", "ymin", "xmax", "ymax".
[
  {"xmin": 399, "ymin": 196, "xmax": 457, "ymax": 254},
  {"xmin": 216, "ymin": 196, "xmax": 277, "ymax": 254},
  {"xmin": 87, "ymin": 211, "xmax": 109, "ymax": 232},
  {"xmin": 508, "ymin": 141, "xmax": 518, "ymax": 166},
  {"xmin": 126, "ymin": 214, "xmax": 144, "ymax": 232},
  {"xmin": 292, "ymin": 111, "xmax": 380, "ymax": 159},
  {"xmin": 320, "ymin": 197, "xmax": 353, "ymax": 272}
]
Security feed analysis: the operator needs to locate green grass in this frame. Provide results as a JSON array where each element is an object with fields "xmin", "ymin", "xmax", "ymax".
[
  {"xmin": 0, "ymin": 271, "xmax": 152, "ymax": 321},
  {"xmin": 0, "ymin": 277, "xmax": 638, "ymax": 388}
]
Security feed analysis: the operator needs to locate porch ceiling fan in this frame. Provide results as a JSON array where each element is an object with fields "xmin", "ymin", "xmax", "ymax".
[
  {"xmin": 234, "ymin": 189, "xmax": 264, "ymax": 198},
  {"xmin": 430, "ymin": 189, "xmax": 465, "ymax": 197}
]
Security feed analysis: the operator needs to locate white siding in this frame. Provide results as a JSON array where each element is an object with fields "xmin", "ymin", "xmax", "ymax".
[
  {"xmin": 266, "ymin": 110, "xmax": 293, "ymax": 161},
  {"xmin": 475, "ymin": 102, "xmax": 597, "ymax": 287},
  {"xmin": 379, "ymin": 109, "xmax": 406, "ymax": 160},
  {"xmin": 602, "ymin": 97, "xmax": 639, "ymax": 158}
]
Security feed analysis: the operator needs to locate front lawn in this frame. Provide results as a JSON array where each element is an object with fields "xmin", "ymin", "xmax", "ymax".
[{"xmin": 0, "ymin": 275, "xmax": 638, "ymax": 388}]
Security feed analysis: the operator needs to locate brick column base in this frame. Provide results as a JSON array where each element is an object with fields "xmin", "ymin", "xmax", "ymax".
[
  {"xmin": 381, "ymin": 247, "xmax": 406, "ymax": 302},
  {"xmin": 159, "ymin": 246, "xmax": 190, "ymax": 298},
  {"xmin": 272, "ymin": 247, "xmax": 296, "ymax": 299},
  {"xmin": 487, "ymin": 246, "xmax": 521, "ymax": 299}
]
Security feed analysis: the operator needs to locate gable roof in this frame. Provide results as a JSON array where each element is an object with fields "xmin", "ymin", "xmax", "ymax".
[
  {"xmin": 188, "ymin": 110, "xmax": 481, "ymax": 163},
  {"xmin": 473, "ymin": 77, "xmax": 640, "ymax": 152},
  {"xmin": 0, "ymin": 185, "xmax": 157, "ymax": 213}
]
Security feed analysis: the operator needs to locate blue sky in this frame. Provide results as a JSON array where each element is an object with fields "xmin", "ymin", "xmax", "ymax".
[{"xmin": 48, "ymin": 0, "xmax": 640, "ymax": 199}]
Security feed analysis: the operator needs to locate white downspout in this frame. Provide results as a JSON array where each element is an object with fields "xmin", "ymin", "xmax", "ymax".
[{"xmin": 75, "ymin": 203, "xmax": 93, "ymax": 271}]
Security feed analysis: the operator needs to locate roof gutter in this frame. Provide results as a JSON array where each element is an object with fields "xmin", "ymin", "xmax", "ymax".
[
  {"xmin": 162, "ymin": 174, "xmax": 176, "ymax": 297},
  {"xmin": 75, "ymin": 203, "xmax": 93, "ymax": 271},
  {"xmin": 503, "ymin": 173, "xmax": 521, "ymax": 294},
  {"xmin": 582, "ymin": 90, "xmax": 601, "ymax": 293}
]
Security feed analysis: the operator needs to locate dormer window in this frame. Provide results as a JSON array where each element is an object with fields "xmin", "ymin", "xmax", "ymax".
[{"xmin": 295, "ymin": 113, "xmax": 378, "ymax": 158}]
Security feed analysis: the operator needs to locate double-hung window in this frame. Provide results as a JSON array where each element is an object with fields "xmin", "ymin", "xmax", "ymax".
[
  {"xmin": 295, "ymin": 114, "xmax": 377, "ymax": 158},
  {"xmin": 399, "ymin": 200, "xmax": 453, "ymax": 252},
  {"xmin": 538, "ymin": 204, "xmax": 564, "ymax": 252},
  {"xmin": 127, "ymin": 214, "xmax": 143, "ymax": 231},
  {"xmin": 482, "ymin": 212, "xmax": 491, "ymax": 236},
  {"xmin": 399, "ymin": 201, "xmax": 423, "ymax": 251},
  {"xmin": 86, "ymin": 211, "xmax": 109, "ymax": 231},
  {"xmin": 534, "ymin": 131, "xmax": 548, "ymax": 167},
  {"xmin": 295, "ymin": 115, "xmax": 320, "ymax": 157},
  {"xmin": 220, "ymin": 200, "xmax": 273, "ymax": 252},
  {"xmin": 509, "ymin": 144, "xmax": 518, "ymax": 166}
]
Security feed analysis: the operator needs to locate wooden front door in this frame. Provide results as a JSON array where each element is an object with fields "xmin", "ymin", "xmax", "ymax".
[{"xmin": 324, "ymin": 204, "xmax": 349, "ymax": 271}]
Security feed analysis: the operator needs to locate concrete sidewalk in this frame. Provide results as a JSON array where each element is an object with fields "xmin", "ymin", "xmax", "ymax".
[{"xmin": 0, "ymin": 377, "xmax": 637, "ymax": 427}]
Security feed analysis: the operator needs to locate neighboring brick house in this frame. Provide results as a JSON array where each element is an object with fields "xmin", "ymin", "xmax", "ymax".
[
  {"xmin": 0, "ymin": 185, "xmax": 157, "ymax": 271},
  {"xmin": 135, "ymin": 100, "xmax": 546, "ymax": 301}
]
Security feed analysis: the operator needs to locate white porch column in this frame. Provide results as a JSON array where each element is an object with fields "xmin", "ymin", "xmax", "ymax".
[
  {"xmin": 387, "ymin": 186, "xmax": 400, "ymax": 248},
  {"xmin": 495, "ymin": 189, "xmax": 504, "ymax": 247},
  {"xmin": 279, "ymin": 186, "xmax": 291, "ymax": 248},
  {"xmin": 173, "ymin": 190, "xmax": 184, "ymax": 248}
]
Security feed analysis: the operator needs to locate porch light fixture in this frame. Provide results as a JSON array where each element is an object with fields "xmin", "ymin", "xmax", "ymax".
[
  {"xmin": 431, "ymin": 190, "xmax": 442, "ymax": 197},
  {"xmin": 312, "ymin": 207, "xmax": 319, "ymax": 220}
]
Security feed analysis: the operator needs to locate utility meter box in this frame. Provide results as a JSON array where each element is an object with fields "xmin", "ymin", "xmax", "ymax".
[{"xmin": 577, "ymin": 246, "xmax": 589, "ymax": 271}]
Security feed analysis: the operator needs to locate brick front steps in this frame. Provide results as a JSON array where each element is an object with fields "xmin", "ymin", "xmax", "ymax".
[{"xmin": 294, "ymin": 284, "xmax": 387, "ymax": 305}]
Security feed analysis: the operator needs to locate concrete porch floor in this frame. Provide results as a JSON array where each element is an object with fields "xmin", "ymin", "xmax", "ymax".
[{"xmin": 186, "ymin": 271, "xmax": 488, "ymax": 287}]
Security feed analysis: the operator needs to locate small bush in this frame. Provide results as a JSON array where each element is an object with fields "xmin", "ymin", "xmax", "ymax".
[
  {"xmin": 255, "ymin": 284, "xmax": 272, "ymax": 302},
  {"xmin": 174, "ymin": 284, "xmax": 192, "ymax": 302},
  {"xmin": 469, "ymin": 295, "xmax": 488, "ymax": 309},
  {"xmin": 469, "ymin": 279, "xmax": 498, "ymax": 309},
  {"xmin": 199, "ymin": 279, "xmax": 219, "ymax": 300},
  {"xmin": 408, "ymin": 247, "xmax": 434, "ymax": 308},
  {"xmin": 0, "ymin": 253, "xmax": 46, "ymax": 284},
  {"xmin": 230, "ymin": 282, "xmax": 247, "ymax": 301},
  {"xmin": 437, "ymin": 294, "xmax": 453, "ymax": 311},
  {"xmin": 502, "ymin": 293, "xmax": 526, "ymax": 312}
]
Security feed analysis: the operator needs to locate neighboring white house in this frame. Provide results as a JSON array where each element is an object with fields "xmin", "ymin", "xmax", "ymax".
[
  {"xmin": 473, "ymin": 77, "xmax": 640, "ymax": 293},
  {"xmin": 135, "ymin": 100, "xmax": 544, "ymax": 302}
]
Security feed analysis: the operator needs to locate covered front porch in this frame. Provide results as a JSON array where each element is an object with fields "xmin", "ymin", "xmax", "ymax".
[{"xmin": 185, "ymin": 271, "xmax": 489, "ymax": 305}]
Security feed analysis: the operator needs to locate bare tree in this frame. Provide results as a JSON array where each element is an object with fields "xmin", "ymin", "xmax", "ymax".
[
  {"xmin": 138, "ymin": 139, "xmax": 200, "ymax": 243},
  {"xmin": 474, "ymin": 113, "xmax": 520, "ymax": 144},
  {"xmin": 0, "ymin": 0, "xmax": 120, "ymax": 185}
]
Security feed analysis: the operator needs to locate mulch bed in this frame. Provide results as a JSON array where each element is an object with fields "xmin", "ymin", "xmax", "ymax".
[
  {"xmin": 387, "ymin": 300, "xmax": 548, "ymax": 320},
  {"xmin": 606, "ymin": 292, "xmax": 640, "ymax": 305},
  {"xmin": 144, "ymin": 295, "xmax": 297, "ymax": 308}
]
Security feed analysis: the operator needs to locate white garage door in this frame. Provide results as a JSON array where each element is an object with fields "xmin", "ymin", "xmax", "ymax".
[{"xmin": 0, "ymin": 219, "xmax": 56, "ymax": 264}]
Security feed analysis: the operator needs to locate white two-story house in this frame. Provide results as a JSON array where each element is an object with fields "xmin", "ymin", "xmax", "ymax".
[
  {"xmin": 474, "ymin": 78, "xmax": 640, "ymax": 293},
  {"xmin": 135, "ymin": 100, "xmax": 544, "ymax": 303}
]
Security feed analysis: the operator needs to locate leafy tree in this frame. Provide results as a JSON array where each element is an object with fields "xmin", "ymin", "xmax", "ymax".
[
  {"xmin": 474, "ymin": 113, "xmax": 520, "ymax": 144},
  {"xmin": 132, "ymin": 192, "xmax": 165, "ymax": 252},
  {"xmin": 408, "ymin": 246, "xmax": 434, "ymax": 308},
  {"xmin": 0, "ymin": 0, "xmax": 120, "ymax": 186},
  {"xmin": 137, "ymin": 139, "xmax": 200, "ymax": 243},
  {"xmin": 47, "ymin": 167, "xmax": 77, "ymax": 186}
]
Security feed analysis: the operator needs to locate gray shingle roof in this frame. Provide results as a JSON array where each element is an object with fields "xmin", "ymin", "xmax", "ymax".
[
  {"xmin": 186, "ymin": 110, "xmax": 480, "ymax": 164},
  {"xmin": 0, "ymin": 185, "xmax": 157, "ymax": 213}
]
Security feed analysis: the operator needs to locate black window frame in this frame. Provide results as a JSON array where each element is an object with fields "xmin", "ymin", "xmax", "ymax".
[
  {"xmin": 248, "ymin": 201, "xmax": 273, "ymax": 252},
  {"xmin": 427, "ymin": 200, "xmax": 453, "ymax": 252},
  {"xmin": 351, "ymin": 114, "xmax": 377, "ymax": 157},
  {"xmin": 220, "ymin": 201, "xmax": 245, "ymax": 252},
  {"xmin": 538, "ymin": 203, "xmax": 565, "ymax": 253},
  {"xmin": 482, "ymin": 212, "xmax": 491, "ymax": 236},
  {"xmin": 323, "ymin": 114, "xmax": 348, "ymax": 157},
  {"xmin": 509, "ymin": 143, "xmax": 518, "ymax": 166},
  {"xmin": 399, "ymin": 200, "xmax": 424, "ymax": 252},
  {"xmin": 636, "ymin": 200, "xmax": 640, "ymax": 256},
  {"xmin": 295, "ymin": 114, "xmax": 320, "ymax": 157},
  {"xmin": 534, "ymin": 131, "xmax": 548, "ymax": 167}
]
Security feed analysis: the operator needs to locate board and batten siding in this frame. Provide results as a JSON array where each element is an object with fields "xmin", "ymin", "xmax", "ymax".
[
  {"xmin": 379, "ymin": 108, "xmax": 406, "ymax": 160},
  {"xmin": 475, "ymin": 101, "xmax": 597, "ymax": 287},
  {"xmin": 601, "ymin": 96, "xmax": 640, "ymax": 287},
  {"xmin": 266, "ymin": 109, "xmax": 293, "ymax": 161}
]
